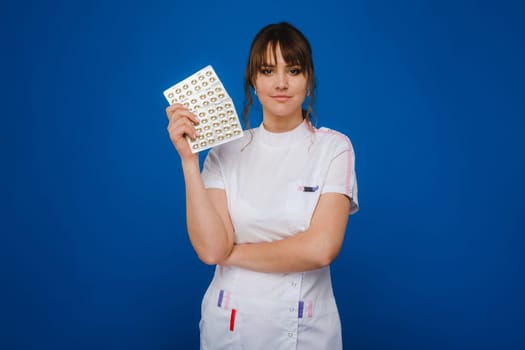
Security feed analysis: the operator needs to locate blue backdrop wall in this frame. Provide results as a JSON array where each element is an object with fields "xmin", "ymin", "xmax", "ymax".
[{"xmin": 4, "ymin": 0, "xmax": 524, "ymax": 349}]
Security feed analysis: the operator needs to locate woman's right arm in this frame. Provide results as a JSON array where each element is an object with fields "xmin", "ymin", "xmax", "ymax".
[{"xmin": 166, "ymin": 104, "xmax": 234, "ymax": 264}]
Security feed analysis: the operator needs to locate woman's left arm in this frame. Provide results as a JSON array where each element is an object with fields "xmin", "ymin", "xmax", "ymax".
[{"xmin": 220, "ymin": 192, "xmax": 350, "ymax": 273}]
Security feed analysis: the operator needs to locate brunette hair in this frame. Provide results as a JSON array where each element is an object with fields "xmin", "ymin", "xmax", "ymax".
[{"xmin": 242, "ymin": 22, "xmax": 316, "ymax": 130}]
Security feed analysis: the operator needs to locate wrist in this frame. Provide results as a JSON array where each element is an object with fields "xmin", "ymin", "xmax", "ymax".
[{"xmin": 180, "ymin": 156, "xmax": 200, "ymax": 171}]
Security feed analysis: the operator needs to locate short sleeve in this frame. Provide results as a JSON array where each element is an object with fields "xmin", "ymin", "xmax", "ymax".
[
  {"xmin": 201, "ymin": 148, "xmax": 225, "ymax": 189},
  {"xmin": 322, "ymin": 144, "xmax": 359, "ymax": 215}
]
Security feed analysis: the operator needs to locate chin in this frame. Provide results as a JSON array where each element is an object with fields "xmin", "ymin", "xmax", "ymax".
[{"xmin": 271, "ymin": 107, "xmax": 301, "ymax": 118}]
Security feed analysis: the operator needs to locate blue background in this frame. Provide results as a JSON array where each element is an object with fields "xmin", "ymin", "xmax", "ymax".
[{"xmin": 3, "ymin": 0, "xmax": 524, "ymax": 349}]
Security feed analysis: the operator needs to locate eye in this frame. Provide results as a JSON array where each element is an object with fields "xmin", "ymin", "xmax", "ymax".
[
  {"xmin": 259, "ymin": 67, "xmax": 273, "ymax": 75},
  {"xmin": 289, "ymin": 67, "xmax": 303, "ymax": 75}
]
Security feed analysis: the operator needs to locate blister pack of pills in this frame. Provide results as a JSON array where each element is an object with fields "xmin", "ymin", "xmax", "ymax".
[{"xmin": 163, "ymin": 65, "xmax": 244, "ymax": 153}]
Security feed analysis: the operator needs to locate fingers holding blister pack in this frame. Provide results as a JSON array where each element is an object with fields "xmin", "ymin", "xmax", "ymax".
[
  {"xmin": 164, "ymin": 66, "xmax": 244, "ymax": 153},
  {"xmin": 166, "ymin": 104, "xmax": 200, "ymax": 158}
]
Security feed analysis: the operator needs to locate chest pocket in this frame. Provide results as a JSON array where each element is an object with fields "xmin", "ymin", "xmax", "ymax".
[{"xmin": 285, "ymin": 176, "xmax": 323, "ymax": 233}]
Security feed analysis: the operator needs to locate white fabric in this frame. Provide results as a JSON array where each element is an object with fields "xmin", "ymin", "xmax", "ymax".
[{"xmin": 199, "ymin": 120, "xmax": 358, "ymax": 349}]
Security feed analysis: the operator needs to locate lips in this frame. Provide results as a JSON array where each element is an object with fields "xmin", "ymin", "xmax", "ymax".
[{"xmin": 271, "ymin": 95, "xmax": 291, "ymax": 102}]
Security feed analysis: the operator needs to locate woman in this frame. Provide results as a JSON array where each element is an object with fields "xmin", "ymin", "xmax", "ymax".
[{"xmin": 166, "ymin": 22, "xmax": 358, "ymax": 350}]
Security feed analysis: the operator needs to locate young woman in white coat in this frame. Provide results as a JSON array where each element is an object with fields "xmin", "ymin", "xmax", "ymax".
[{"xmin": 166, "ymin": 22, "xmax": 358, "ymax": 350}]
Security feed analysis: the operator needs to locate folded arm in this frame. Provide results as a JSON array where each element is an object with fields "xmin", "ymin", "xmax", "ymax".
[{"xmin": 220, "ymin": 192, "xmax": 350, "ymax": 273}]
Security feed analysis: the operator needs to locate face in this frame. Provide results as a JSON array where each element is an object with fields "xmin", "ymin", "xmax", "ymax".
[{"xmin": 254, "ymin": 45, "xmax": 309, "ymax": 125}]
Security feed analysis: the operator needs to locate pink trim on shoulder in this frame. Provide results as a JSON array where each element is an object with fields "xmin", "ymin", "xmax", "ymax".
[{"xmin": 314, "ymin": 127, "xmax": 354, "ymax": 196}]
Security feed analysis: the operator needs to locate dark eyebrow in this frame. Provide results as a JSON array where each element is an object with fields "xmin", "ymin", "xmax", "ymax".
[{"xmin": 260, "ymin": 64, "xmax": 301, "ymax": 67}]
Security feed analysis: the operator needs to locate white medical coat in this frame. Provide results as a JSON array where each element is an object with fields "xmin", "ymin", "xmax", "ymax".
[{"xmin": 200, "ymin": 120, "xmax": 358, "ymax": 349}]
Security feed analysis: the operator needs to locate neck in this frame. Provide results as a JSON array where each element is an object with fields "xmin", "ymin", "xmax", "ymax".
[{"xmin": 262, "ymin": 113, "xmax": 304, "ymax": 133}]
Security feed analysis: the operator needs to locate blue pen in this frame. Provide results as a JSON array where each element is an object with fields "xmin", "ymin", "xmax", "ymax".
[{"xmin": 301, "ymin": 185, "xmax": 319, "ymax": 192}]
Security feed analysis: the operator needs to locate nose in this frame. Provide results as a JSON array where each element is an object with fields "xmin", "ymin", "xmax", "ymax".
[{"xmin": 275, "ymin": 70, "xmax": 288, "ymax": 90}]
